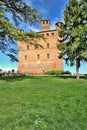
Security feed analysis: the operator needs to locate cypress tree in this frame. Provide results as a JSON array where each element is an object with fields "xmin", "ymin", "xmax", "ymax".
[{"xmin": 58, "ymin": 0, "xmax": 87, "ymax": 79}]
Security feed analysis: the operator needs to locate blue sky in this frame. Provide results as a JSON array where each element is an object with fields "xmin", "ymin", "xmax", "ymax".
[{"xmin": 0, "ymin": 0, "xmax": 87, "ymax": 74}]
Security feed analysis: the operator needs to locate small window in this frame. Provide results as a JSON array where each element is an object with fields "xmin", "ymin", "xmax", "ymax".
[
  {"xmin": 47, "ymin": 33, "xmax": 49, "ymax": 37},
  {"xmin": 43, "ymin": 21, "xmax": 45, "ymax": 24},
  {"xmin": 27, "ymin": 45, "xmax": 29, "ymax": 50},
  {"xmin": 42, "ymin": 34, "xmax": 44, "ymax": 36},
  {"xmin": 51, "ymin": 33, "xmax": 54, "ymax": 36},
  {"xmin": 46, "ymin": 21, "xmax": 48, "ymax": 24},
  {"xmin": 47, "ymin": 43, "xmax": 50, "ymax": 48},
  {"xmin": 25, "ymin": 55, "xmax": 27, "ymax": 60},
  {"xmin": 37, "ymin": 54, "xmax": 40, "ymax": 60},
  {"xmin": 47, "ymin": 54, "xmax": 50, "ymax": 59},
  {"xmin": 34, "ymin": 44, "xmax": 38, "ymax": 49}
]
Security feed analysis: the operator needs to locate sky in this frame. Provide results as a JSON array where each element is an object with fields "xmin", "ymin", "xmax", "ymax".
[{"xmin": 0, "ymin": 0, "xmax": 87, "ymax": 74}]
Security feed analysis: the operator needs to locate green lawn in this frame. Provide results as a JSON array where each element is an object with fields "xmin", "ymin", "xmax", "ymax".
[{"xmin": 0, "ymin": 76, "xmax": 87, "ymax": 130}]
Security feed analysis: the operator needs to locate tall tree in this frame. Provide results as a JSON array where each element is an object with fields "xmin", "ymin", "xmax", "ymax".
[
  {"xmin": 0, "ymin": 0, "xmax": 42, "ymax": 61},
  {"xmin": 58, "ymin": 0, "xmax": 87, "ymax": 79}
]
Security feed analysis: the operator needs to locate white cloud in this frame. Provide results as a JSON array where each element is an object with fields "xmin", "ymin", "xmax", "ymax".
[
  {"xmin": 27, "ymin": 17, "xmax": 63, "ymax": 32},
  {"xmin": 29, "ymin": 26, "xmax": 40, "ymax": 32}
]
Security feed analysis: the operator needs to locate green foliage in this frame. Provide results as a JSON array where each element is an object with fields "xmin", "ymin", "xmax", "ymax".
[
  {"xmin": 11, "ymin": 69, "xmax": 15, "ymax": 73},
  {"xmin": 44, "ymin": 70, "xmax": 64, "ymax": 75},
  {"xmin": 58, "ymin": 0, "xmax": 87, "ymax": 79},
  {"xmin": 61, "ymin": 70, "xmax": 71, "ymax": 75},
  {"xmin": 1, "ymin": 0, "xmax": 41, "ymax": 25},
  {"xmin": 44, "ymin": 70, "xmax": 71, "ymax": 75},
  {"xmin": 0, "ymin": 0, "xmax": 42, "ymax": 61},
  {"xmin": 0, "ymin": 76, "xmax": 87, "ymax": 130},
  {"xmin": 0, "ymin": 68, "xmax": 2, "ymax": 71}
]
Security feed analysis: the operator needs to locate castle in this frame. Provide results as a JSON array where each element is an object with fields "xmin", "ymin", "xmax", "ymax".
[{"xmin": 18, "ymin": 20, "xmax": 63, "ymax": 74}]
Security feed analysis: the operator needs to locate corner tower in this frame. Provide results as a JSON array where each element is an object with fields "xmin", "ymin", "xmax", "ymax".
[{"xmin": 41, "ymin": 20, "xmax": 50, "ymax": 31}]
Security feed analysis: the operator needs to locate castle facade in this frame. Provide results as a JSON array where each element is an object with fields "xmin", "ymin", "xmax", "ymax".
[{"xmin": 18, "ymin": 20, "xmax": 63, "ymax": 74}]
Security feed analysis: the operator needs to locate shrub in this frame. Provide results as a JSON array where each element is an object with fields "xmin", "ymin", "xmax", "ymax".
[
  {"xmin": 44, "ymin": 70, "xmax": 63, "ymax": 75},
  {"xmin": 12, "ymin": 69, "xmax": 15, "ymax": 73},
  {"xmin": 62, "ymin": 70, "xmax": 71, "ymax": 75},
  {"xmin": 0, "ymin": 69, "xmax": 2, "ymax": 72}
]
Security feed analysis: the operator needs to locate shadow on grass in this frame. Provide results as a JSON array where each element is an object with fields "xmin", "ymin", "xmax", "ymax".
[
  {"xmin": 0, "ymin": 75, "xmax": 87, "ymax": 82},
  {"xmin": 0, "ymin": 75, "xmax": 41, "ymax": 82},
  {"xmin": 55, "ymin": 75, "xmax": 76, "ymax": 79},
  {"xmin": 55, "ymin": 75, "xmax": 87, "ymax": 80}
]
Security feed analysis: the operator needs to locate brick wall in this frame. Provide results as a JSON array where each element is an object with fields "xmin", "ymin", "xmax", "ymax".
[{"xmin": 18, "ymin": 20, "xmax": 63, "ymax": 74}]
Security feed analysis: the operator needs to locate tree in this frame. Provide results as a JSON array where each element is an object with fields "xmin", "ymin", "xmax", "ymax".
[
  {"xmin": 12, "ymin": 69, "xmax": 15, "ymax": 73},
  {"xmin": 0, "ymin": 68, "xmax": 3, "ymax": 72},
  {"xmin": 58, "ymin": 0, "xmax": 87, "ymax": 79},
  {"xmin": 0, "ymin": 0, "xmax": 43, "ymax": 61}
]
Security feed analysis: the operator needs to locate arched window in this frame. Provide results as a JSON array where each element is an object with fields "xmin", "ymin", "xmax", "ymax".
[
  {"xmin": 37, "ymin": 54, "xmax": 40, "ymax": 60},
  {"xmin": 34, "ymin": 44, "xmax": 38, "ymax": 49},
  {"xmin": 25, "ymin": 55, "xmax": 27, "ymax": 60},
  {"xmin": 47, "ymin": 33, "xmax": 49, "ymax": 37},
  {"xmin": 51, "ymin": 33, "xmax": 54, "ymax": 36},
  {"xmin": 47, "ymin": 43, "xmax": 50, "ymax": 48},
  {"xmin": 47, "ymin": 54, "xmax": 50, "ymax": 59},
  {"xmin": 46, "ymin": 21, "xmax": 48, "ymax": 24},
  {"xmin": 27, "ymin": 45, "xmax": 29, "ymax": 50},
  {"xmin": 42, "ymin": 34, "xmax": 44, "ymax": 36}
]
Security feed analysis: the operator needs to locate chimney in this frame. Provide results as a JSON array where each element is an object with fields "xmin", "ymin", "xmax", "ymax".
[
  {"xmin": 55, "ymin": 22, "xmax": 63, "ymax": 30},
  {"xmin": 41, "ymin": 20, "xmax": 50, "ymax": 31},
  {"xmin": 18, "ymin": 29, "xmax": 24, "ymax": 32}
]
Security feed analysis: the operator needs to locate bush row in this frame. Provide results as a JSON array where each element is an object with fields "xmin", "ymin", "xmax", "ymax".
[{"xmin": 44, "ymin": 70, "xmax": 71, "ymax": 75}]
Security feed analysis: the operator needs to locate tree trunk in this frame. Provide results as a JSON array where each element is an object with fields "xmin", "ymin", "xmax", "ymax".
[{"xmin": 76, "ymin": 59, "xmax": 80, "ymax": 80}]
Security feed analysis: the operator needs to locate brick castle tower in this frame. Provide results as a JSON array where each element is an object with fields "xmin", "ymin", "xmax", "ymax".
[{"xmin": 18, "ymin": 20, "xmax": 63, "ymax": 74}]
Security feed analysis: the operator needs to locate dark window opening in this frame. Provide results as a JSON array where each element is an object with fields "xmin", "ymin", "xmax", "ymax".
[
  {"xmin": 34, "ymin": 44, "xmax": 38, "ymax": 49},
  {"xmin": 37, "ymin": 54, "xmax": 40, "ymax": 60},
  {"xmin": 47, "ymin": 54, "xmax": 50, "ymax": 59},
  {"xmin": 46, "ymin": 21, "xmax": 48, "ymax": 24},
  {"xmin": 51, "ymin": 33, "xmax": 54, "ymax": 36},
  {"xmin": 27, "ymin": 45, "xmax": 29, "ymax": 50},
  {"xmin": 47, "ymin": 33, "xmax": 49, "ymax": 36},
  {"xmin": 25, "ymin": 55, "xmax": 27, "ymax": 60},
  {"xmin": 47, "ymin": 43, "xmax": 50, "ymax": 48}
]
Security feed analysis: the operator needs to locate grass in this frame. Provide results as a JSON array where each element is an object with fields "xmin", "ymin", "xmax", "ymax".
[{"xmin": 0, "ymin": 76, "xmax": 87, "ymax": 130}]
